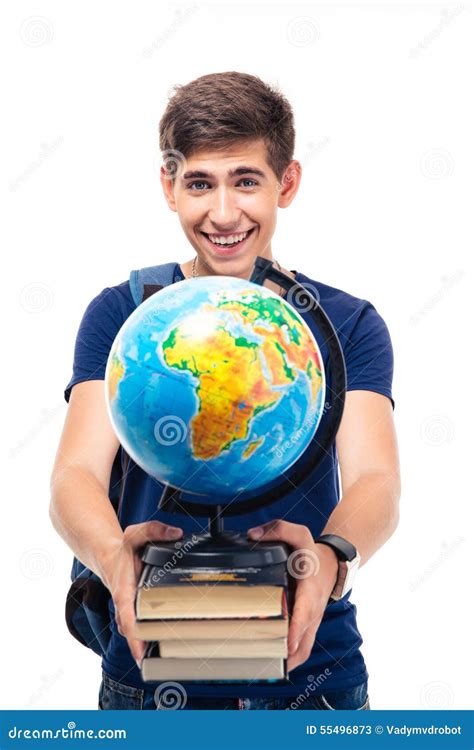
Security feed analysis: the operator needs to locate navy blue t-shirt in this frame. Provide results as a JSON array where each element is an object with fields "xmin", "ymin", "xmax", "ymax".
[{"xmin": 64, "ymin": 263, "xmax": 395, "ymax": 697}]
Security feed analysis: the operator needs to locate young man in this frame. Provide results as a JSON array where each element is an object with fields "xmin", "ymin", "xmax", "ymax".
[{"xmin": 50, "ymin": 72, "xmax": 400, "ymax": 710}]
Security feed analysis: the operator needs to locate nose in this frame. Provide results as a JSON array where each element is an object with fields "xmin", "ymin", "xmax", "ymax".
[{"xmin": 207, "ymin": 184, "xmax": 241, "ymax": 230}]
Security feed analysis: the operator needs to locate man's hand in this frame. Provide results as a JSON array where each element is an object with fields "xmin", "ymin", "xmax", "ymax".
[
  {"xmin": 248, "ymin": 520, "xmax": 338, "ymax": 672},
  {"xmin": 103, "ymin": 520, "xmax": 183, "ymax": 666}
]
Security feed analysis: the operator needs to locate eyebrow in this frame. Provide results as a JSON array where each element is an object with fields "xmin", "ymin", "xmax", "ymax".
[{"xmin": 182, "ymin": 166, "xmax": 267, "ymax": 180}]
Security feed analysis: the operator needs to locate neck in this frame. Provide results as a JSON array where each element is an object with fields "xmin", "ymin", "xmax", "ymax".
[
  {"xmin": 193, "ymin": 255, "xmax": 276, "ymax": 280},
  {"xmin": 181, "ymin": 255, "xmax": 295, "ymax": 299}
]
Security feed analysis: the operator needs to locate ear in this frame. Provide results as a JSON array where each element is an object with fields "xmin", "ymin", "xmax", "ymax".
[
  {"xmin": 160, "ymin": 167, "xmax": 178, "ymax": 212},
  {"xmin": 277, "ymin": 160, "xmax": 302, "ymax": 208}
]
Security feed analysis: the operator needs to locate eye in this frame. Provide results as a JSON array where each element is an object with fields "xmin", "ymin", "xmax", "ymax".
[
  {"xmin": 186, "ymin": 178, "xmax": 259, "ymax": 191},
  {"xmin": 187, "ymin": 181, "xmax": 210, "ymax": 191}
]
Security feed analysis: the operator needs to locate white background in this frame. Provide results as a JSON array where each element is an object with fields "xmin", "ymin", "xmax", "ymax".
[{"xmin": 1, "ymin": 0, "xmax": 472, "ymax": 710}]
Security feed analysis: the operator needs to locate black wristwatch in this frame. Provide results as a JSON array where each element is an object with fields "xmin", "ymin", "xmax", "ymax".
[{"xmin": 314, "ymin": 534, "xmax": 361, "ymax": 601}]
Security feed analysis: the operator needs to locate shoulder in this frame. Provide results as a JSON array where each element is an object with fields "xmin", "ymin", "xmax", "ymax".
[
  {"xmin": 64, "ymin": 281, "xmax": 136, "ymax": 403},
  {"xmin": 71, "ymin": 280, "xmax": 136, "ymax": 360},
  {"xmin": 295, "ymin": 270, "xmax": 394, "ymax": 406},
  {"xmin": 79, "ymin": 280, "xmax": 135, "ymax": 331},
  {"xmin": 295, "ymin": 270, "xmax": 384, "ymax": 336},
  {"xmin": 295, "ymin": 270, "xmax": 395, "ymax": 408}
]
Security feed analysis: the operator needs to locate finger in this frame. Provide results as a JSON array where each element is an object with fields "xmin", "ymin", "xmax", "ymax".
[
  {"xmin": 123, "ymin": 520, "xmax": 183, "ymax": 552},
  {"xmin": 114, "ymin": 570, "xmax": 145, "ymax": 663},
  {"xmin": 287, "ymin": 628, "xmax": 318, "ymax": 673},
  {"xmin": 287, "ymin": 579, "xmax": 321, "ymax": 653},
  {"xmin": 113, "ymin": 584, "xmax": 136, "ymax": 641},
  {"xmin": 287, "ymin": 596, "xmax": 323, "ymax": 671},
  {"xmin": 115, "ymin": 610, "xmax": 123, "ymax": 636},
  {"xmin": 120, "ymin": 596, "xmax": 146, "ymax": 664},
  {"xmin": 247, "ymin": 519, "xmax": 313, "ymax": 548}
]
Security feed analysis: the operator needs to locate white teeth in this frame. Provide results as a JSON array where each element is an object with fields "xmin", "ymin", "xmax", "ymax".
[{"xmin": 208, "ymin": 231, "xmax": 249, "ymax": 245}]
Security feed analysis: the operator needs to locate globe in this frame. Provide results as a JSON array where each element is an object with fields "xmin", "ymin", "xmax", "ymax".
[{"xmin": 105, "ymin": 275, "xmax": 326, "ymax": 501}]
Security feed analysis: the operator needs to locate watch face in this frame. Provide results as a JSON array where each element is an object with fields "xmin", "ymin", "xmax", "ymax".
[
  {"xmin": 331, "ymin": 553, "xmax": 360, "ymax": 600},
  {"xmin": 343, "ymin": 557, "xmax": 359, "ymax": 595}
]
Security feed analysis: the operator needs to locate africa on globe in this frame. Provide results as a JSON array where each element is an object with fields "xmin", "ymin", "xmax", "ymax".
[{"xmin": 105, "ymin": 275, "xmax": 326, "ymax": 500}]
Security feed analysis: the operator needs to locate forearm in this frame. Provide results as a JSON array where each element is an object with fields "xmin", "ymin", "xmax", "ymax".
[
  {"xmin": 320, "ymin": 471, "xmax": 400, "ymax": 565},
  {"xmin": 49, "ymin": 466, "xmax": 123, "ymax": 589}
]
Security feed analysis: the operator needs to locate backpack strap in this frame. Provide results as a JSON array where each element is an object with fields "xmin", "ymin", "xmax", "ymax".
[{"xmin": 129, "ymin": 262, "xmax": 178, "ymax": 306}]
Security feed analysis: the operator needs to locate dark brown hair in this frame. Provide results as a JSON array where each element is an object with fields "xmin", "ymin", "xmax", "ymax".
[{"xmin": 159, "ymin": 71, "xmax": 295, "ymax": 182}]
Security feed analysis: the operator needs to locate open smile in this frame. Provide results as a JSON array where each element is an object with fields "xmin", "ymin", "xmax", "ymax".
[{"xmin": 200, "ymin": 227, "xmax": 256, "ymax": 255}]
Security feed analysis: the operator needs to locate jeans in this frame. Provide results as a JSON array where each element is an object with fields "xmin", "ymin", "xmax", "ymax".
[{"xmin": 98, "ymin": 671, "xmax": 370, "ymax": 710}]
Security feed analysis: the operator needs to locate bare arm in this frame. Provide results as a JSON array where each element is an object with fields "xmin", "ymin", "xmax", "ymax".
[
  {"xmin": 49, "ymin": 380, "xmax": 124, "ymax": 586},
  {"xmin": 248, "ymin": 390, "xmax": 401, "ymax": 670},
  {"xmin": 322, "ymin": 389, "xmax": 401, "ymax": 565},
  {"xmin": 49, "ymin": 380, "xmax": 183, "ymax": 663}
]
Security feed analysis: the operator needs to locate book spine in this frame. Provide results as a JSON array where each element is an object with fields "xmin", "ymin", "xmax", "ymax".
[{"xmin": 140, "ymin": 563, "xmax": 289, "ymax": 588}]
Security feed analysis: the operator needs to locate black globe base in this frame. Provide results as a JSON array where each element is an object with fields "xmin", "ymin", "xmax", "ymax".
[
  {"xmin": 142, "ymin": 532, "xmax": 290, "ymax": 568},
  {"xmin": 141, "ymin": 489, "xmax": 290, "ymax": 568}
]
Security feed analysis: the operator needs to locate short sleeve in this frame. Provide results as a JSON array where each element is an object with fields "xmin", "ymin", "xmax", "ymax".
[
  {"xmin": 343, "ymin": 302, "xmax": 395, "ymax": 410},
  {"xmin": 64, "ymin": 287, "xmax": 124, "ymax": 403}
]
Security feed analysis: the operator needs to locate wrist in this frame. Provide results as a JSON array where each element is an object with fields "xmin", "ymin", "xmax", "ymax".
[
  {"xmin": 95, "ymin": 537, "xmax": 123, "ymax": 591},
  {"xmin": 314, "ymin": 542, "xmax": 339, "ymax": 594},
  {"xmin": 314, "ymin": 534, "xmax": 361, "ymax": 601}
]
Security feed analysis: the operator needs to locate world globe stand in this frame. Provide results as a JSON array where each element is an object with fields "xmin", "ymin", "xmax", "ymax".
[
  {"xmin": 141, "ymin": 256, "xmax": 347, "ymax": 571},
  {"xmin": 142, "ymin": 486, "xmax": 291, "ymax": 569}
]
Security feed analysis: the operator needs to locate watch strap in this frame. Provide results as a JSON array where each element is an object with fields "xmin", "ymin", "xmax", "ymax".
[{"xmin": 314, "ymin": 533, "xmax": 357, "ymax": 562}]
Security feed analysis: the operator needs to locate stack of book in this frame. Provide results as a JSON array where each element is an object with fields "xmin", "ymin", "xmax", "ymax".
[{"xmin": 134, "ymin": 561, "xmax": 290, "ymax": 682}]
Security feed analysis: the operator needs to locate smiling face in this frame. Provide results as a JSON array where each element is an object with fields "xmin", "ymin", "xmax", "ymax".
[{"xmin": 160, "ymin": 139, "xmax": 301, "ymax": 279}]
